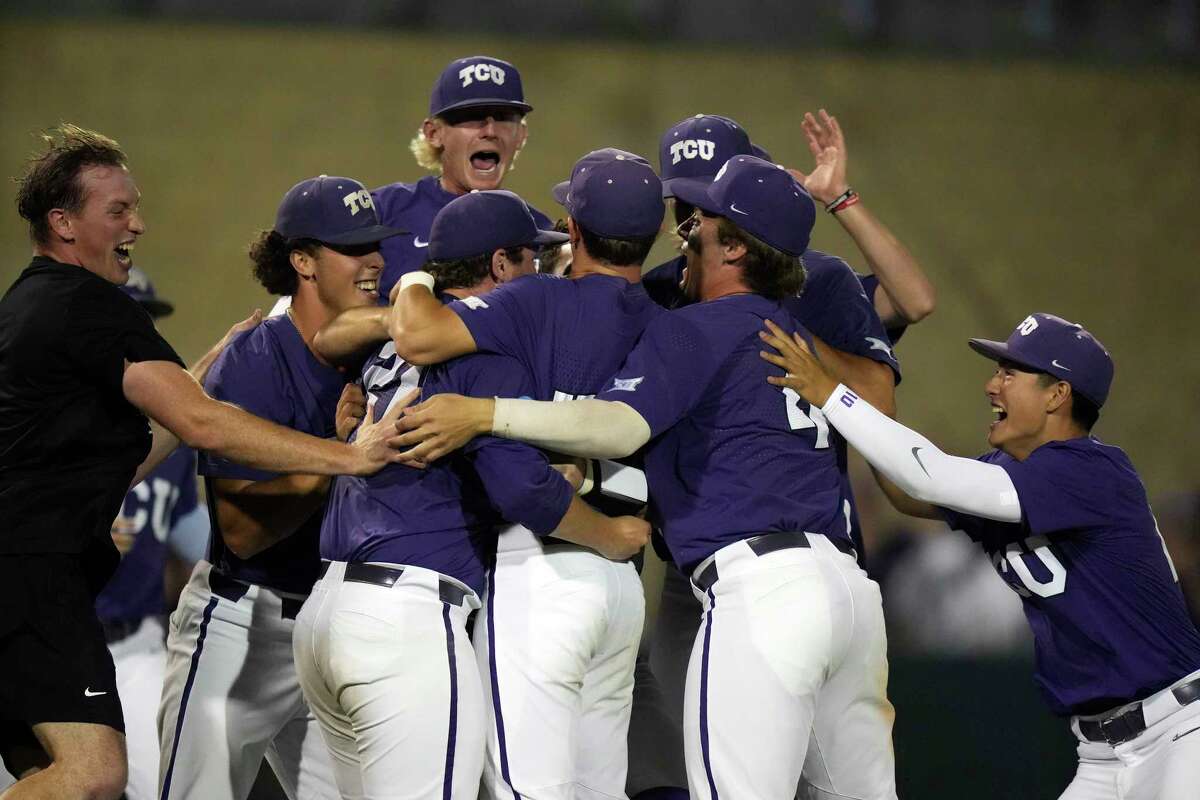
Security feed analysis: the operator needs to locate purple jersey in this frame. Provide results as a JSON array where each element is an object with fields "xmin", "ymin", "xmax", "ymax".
[
  {"xmin": 199, "ymin": 315, "xmax": 345, "ymax": 594},
  {"xmin": 940, "ymin": 437, "xmax": 1200, "ymax": 716},
  {"xmin": 322, "ymin": 344, "xmax": 573, "ymax": 594},
  {"xmin": 857, "ymin": 273, "xmax": 908, "ymax": 344},
  {"xmin": 95, "ymin": 447, "xmax": 199, "ymax": 624},
  {"xmin": 450, "ymin": 273, "xmax": 663, "ymax": 401},
  {"xmin": 373, "ymin": 176, "xmax": 553, "ymax": 298},
  {"xmin": 597, "ymin": 294, "xmax": 850, "ymax": 572}
]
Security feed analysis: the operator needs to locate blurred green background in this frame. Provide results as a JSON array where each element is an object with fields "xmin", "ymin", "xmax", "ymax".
[{"xmin": 2, "ymin": 17, "xmax": 1198, "ymax": 798}]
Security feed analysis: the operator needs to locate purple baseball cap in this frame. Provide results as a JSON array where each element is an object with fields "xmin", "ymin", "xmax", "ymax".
[
  {"xmin": 429, "ymin": 190, "xmax": 567, "ymax": 261},
  {"xmin": 430, "ymin": 56, "xmax": 532, "ymax": 117},
  {"xmin": 671, "ymin": 155, "xmax": 815, "ymax": 257},
  {"xmin": 552, "ymin": 148, "xmax": 664, "ymax": 239},
  {"xmin": 968, "ymin": 313, "xmax": 1114, "ymax": 408},
  {"xmin": 275, "ymin": 176, "xmax": 406, "ymax": 246},
  {"xmin": 659, "ymin": 114, "xmax": 753, "ymax": 199},
  {"xmin": 120, "ymin": 266, "xmax": 173, "ymax": 318}
]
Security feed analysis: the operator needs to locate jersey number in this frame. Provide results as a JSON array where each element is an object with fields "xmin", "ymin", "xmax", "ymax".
[
  {"xmin": 783, "ymin": 387, "xmax": 829, "ymax": 449},
  {"xmin": 993, "ymin": 535, "xmax": 1067, "ymax": 598}
]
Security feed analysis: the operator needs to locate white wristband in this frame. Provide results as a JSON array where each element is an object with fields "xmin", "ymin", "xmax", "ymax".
[{"xmin": 399, "ymin": 271, "xmax": 435, "ymax": 293}]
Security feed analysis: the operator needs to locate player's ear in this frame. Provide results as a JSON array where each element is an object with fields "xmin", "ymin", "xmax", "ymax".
[
  {"xmin": 722, "ymin": 238, "xmax": 748, "ymax": 265},
  {"xmin": 46, "ymin": 208, "xmax": 74, "ymax": 243},
  {"xmin": 1045, "ymin": 381, "xmax": 1072, "ymax": 415},
  {"xmin": 490, "ymin": 249, "xmax": 506, "ymax": 282},
  {"xmin": 566, "ymin": 217, "xmax": 581, "ymax": 248},
  {"xmin": 289, "ymin": 249, "xmax": 316, "ymax": 282},
  {"xmin": 422, "ymin": 117, "xmax": 443, "ymax": 148}
]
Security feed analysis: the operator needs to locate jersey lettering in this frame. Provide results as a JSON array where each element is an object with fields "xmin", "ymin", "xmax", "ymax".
[
  {"xmin": 783, "ymin": 387, "xmax": 830, "ymax": 449},
  {"xmin": 669, "ymin": 139, "xmax": 716, "ymax": 164},
  {"xmin": 362, "ymin": 342, "xmax": 423, "ymax": 418},
  {"xmin": 124, "ymin": 477, "xmax": 181, "ymax": 543},
  {"xmin": 993, "ymin": 534, "xmax": 1067, "ymax": 598},
  {"xmin": 553, "ymin": 390, "xmax": 596, "ymax": 402}
]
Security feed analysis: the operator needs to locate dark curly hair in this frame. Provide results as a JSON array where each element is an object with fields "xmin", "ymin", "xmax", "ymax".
[
  {"xmin": 15, "ymin": 124, "xmax": 128, "ymax": 246},
  {"xmin": 247, "ymin": 230, "xmax": 322, "ymax": 296},
  {"xmin": 426, "ymin": 246, "xmax": 525, "ymax": 293}
]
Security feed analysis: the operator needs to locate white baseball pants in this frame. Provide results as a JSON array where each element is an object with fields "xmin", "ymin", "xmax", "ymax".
[
  {"xmin": 157, "ymin": 562, "xmax": 337, "ymax": 800},
  {"xmin": 293, "ymin": 560, "xmax": 484, "ymax": 800},
  {"xmin": 1060, "ymin": 669, "xmax": 1200, "ymax": 800},
  {"xmin": 476, "ymin": 532, "xmax": 645, "ymax": 800},
  {"xmin": 684, "ymin": 534, "xmax": 897, "ymax": 800},
  {"xmin": 110, "ymin": 616, "xmax": 167, "ymax": 800}
]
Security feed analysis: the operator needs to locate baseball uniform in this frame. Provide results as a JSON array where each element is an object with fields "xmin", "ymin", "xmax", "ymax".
[
  {"xmin": 294, "ymin": 342, "xmax": 575, "ymax": 800},
  {"xmin": 157, "ymin": 315, "xmax": 340, "ymax": 800}
]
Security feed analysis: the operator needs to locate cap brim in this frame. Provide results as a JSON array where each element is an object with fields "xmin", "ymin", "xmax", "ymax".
[
  {"xmin": 968, "ymin": 338, "xmax": 1043, "ymax": 372},
  {"xmin": 321, "ymin": 225, "xmax": 409, "ymax": 246},
  {"xmin": 552, "ymin": 181, "xmax": 570, "ymax": 206},
  {"xmin": 661, "ymin": 175, "xmax": 714, "ymax": 200},
  {"xmin": 668, "ymin": 179, "xmax": 721, "ymax": 216},
  {"xmin": 433, "ymin": 98, "xmax": 533, "ymax": 116},
  {"xmin": 141, "ymin": 299, "xmax": 174, "ymax": 318},
  {"xmin": 531, "ymin": 230, "xmax": 570, "ymax": 247}
]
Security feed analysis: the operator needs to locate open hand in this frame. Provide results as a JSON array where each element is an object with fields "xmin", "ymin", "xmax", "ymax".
[
  {"xmin": 350, "ymin": 389, "xmax": 420, "ymax": 474},
  {"xmin": 758, "ymin": 319, "xmax": 839, "ymax": 407},
  {"xmin": 393, "ymin": 393, "xmax": 494, "ymax": 465},
  {"xmin": 786, "ymin": 109, "xmax": 848, "ymax": 206}
]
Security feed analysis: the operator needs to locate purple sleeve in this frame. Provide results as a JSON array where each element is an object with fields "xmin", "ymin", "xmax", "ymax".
[
  {"xmin": 1000, "ymin": 443, "xmax": 1123, "ymax": 537},
  {"xmin": 596, "ymin": 311, "xmax": 717, "ymax": 437},
  {"xmin": 449, "ymin": 276, "xmax": 549, "ymax": 362},
  {"xmin": 467, "ymin": 438, "xmax": 575, "ymax": 535},
  {"xmin": 198, "ymin": 337, "xmax": 289, "ymax": 482}
]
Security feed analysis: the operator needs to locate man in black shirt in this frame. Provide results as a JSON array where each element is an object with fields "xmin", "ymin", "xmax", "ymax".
[{"xmin": 0, "ymin": 125, "xmax": 406, "ymax": 799}]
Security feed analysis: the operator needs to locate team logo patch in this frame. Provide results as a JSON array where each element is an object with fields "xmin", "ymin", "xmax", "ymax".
[
  {"xmin": 459, "ymin": 63, "xmax": 506, "ymax": 87},
  {"xmin": 609, "ymin": 376, "xmax": 644, "ymax": 392},
  {"xmin": 459, "ymin": 296, "xmax": 489, "ymax": 310},
  {"xmin": 864, "ymin": 336, "xmax": 894, "ymax": 357},
  {"xmin": 343, "ymin": 190, "xmax": 374, "ymax": 215},
  {"xmin": 1017, "ymin": 315, "xmax": 1039, "ymax": 336}
]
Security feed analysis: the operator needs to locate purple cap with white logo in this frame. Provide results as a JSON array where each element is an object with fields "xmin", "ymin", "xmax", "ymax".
[
  {"xmin": 429, "ymin": 190, "xmax": 567, "ymax": 261},
  {"xmin": 670, "ymin": 155, "xmax": 815, "ymax": 257},
  {"xmin": 552, "ymin": 148, "xmax": 665, "ymax": 239},
  {"xmin": 659, "ymin": 114, "xmax": 754, "ymax": 199},
  {"xmin": 275, "ymin": 176, "xmax": 406, "ymax": 246},
  {"xmin": 968, "ymin": 313, "xmax": 1114, "ymax": 407},
  {"xmin": 120, "ymin": 266, "xmax": 173, "ymax": 318},
  {"xmin": 430, "ymin": 56, "xmax": 532, "ymax": 117}
]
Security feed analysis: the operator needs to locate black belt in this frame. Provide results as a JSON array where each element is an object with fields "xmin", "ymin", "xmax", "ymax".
[
  {"xmin": 318, "ymin": 561, "xmax": 469, "ymax": 607},
  {"xmin": 693, "ymin": 532, "xmax": 856, "ymax": 594},
  {"xmin": 1078, "ymin": 676, "xmax": 1200, "ymax": 745},
  {"xmin": 209, "ymin": 570, "xmax": 305, "ymax": 620}
]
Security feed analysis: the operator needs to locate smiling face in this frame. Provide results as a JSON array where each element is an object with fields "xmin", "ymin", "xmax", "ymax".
[
  {"xmin": 985, "ymin": 361, "xmax": 1064, "ymax": 457},
  {"xmin": 426, "ymin": 106, "xmax": 527, "ymax": 195},
  {"xmin": 305, "ymin": 242, "xmax": 384, "ymax": 315},
  {"xmin": 56, "ymin": 164, "xmax": 145, "ymax": 284}
]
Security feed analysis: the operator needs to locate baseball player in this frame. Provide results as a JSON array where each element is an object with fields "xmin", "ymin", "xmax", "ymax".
[
  {"xmin": 157, "ymin": 175, "xmax": 404, "ymax": 800},
  {"xmin": 764, "ymin": 312, "xmax": 1200, "ymax": 800},
  {"xmin": 385, "ymin": 149, "xmax": 665, "ymax": 799},
  {"xmin": 393, "ymin": 156, "xmax": 898, "ymax": 800},
  {"xmin": 293, "ymin": 188, "xmax": 649, "ymax": 800}
]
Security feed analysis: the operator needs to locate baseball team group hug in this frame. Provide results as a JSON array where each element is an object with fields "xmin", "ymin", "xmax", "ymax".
[{"xmin": 2, "ymin": 52, "xmax": 1199, "ymax": 800}]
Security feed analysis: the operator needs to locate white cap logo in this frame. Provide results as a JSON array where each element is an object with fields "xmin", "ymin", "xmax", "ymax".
[
  {"xmin": 343, "ymin": 190, "xmax": 374, "ymax": 216},
  {"xmin": 459, "ymin": 63, "xmax": 506, "ymax": 87},
  {"xmin": 1017, "ymin": 315, "xmax": 1039, "ymax": 336}
]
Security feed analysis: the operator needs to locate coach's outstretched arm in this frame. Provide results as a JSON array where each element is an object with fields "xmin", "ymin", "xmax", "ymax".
[
  {"xmin": 123, "ymin": 360, "xmax": 407, "ymax": 477},
  {"xmin": 388, "ymin": 272, "xmax": 477, "ymax": 365},
  {"xmin": 790, "ymin": 109, "xmax": 935, "ymax": 327},
  {"xmin": 759, "ymin": 320, "xmax": 1020, "ymax": 522}
]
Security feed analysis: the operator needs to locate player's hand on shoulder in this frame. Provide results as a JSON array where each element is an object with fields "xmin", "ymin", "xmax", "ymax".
[
  {"xmin": 336, "ymin": 383, "xmax": 367, "ymax": 442},
  {"xmin": 600, "ymin": 515, "xmax": 651, "ymax": 561},
  {"xmin": 348, "ymin": 389, "xmax": 419, "ymax": 474},
  {"xmin": 759, "ymin": 319, "xmax": 839, "ymax": 407},
  {"xmin": 788, "ymin": 109, "xmax": 849, "ymax": 207},
  {"xmin": 393, "ymin": 394, "xmax": 494, "ymax": 465}
]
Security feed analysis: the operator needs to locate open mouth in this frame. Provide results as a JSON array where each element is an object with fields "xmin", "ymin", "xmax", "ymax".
[
  {"xmin": 114, "ymin": 242, "xmax": 134, "ymax": 266},
  {"xmin": 470, "ymin": 150, "xmax": 501, "ymax": 173},
  {"xmin": 990, "ymin": 404, "xmax": 1008, "ymax": 428},
  {"xmin": 355, "ymin": 279, "xmax": 378, "ymax": 295}
]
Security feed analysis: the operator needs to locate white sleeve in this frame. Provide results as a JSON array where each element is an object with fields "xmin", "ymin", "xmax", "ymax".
[
  {"xmin": 492, "ymin": 398, "xmax": 651, "ymax": 459},
  {"xmin": 821, "ymin": 384, "xmax": 1023, "ymax": 523}
]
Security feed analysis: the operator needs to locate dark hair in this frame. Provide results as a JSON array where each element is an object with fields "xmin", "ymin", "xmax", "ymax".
[
  {"xmin": 715, "ymin": 217, "xmax": 805, "ymax": 300},
  {"xmin": 15, "ymin": 124, "xmax": 128, "ymax": 246},
  {"xmin": 1037, "ymin": 372, "xmax": 1100, "ymax": 432},
  {"xmin": 248, "ymin": 230, "xmax": 321, "ymax": 295},
  {"xmin": 536, "ymin": 219, "xmax": 572, "ymax": 275},
  {"xmin": 576, "ymin": 222, "xmax": 657, "ymax": 268},
  {"xmin": 426, "ymin": 246, "xmax": 525, "ymax": 292}
]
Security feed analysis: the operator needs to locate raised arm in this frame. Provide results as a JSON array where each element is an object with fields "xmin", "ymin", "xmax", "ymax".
[
  {"xmin": 314, "ymin": 305, "xmax": 390, "ymax": 367},
  {"xmin": 759, "ymin": 320, "xmax": 1019, "ymax": 523},
  {"xmin": 388, "ymin": 272, "xmax": 476, "ymax": 365},
  {"xmin": 790, "ymin": 109, "xmax": 935, "ymax": 327}
]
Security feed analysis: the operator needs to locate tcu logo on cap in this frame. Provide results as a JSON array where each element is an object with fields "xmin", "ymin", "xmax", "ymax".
[
  {"xmin": 459, "ymin": 63, "xmax": 506, "ymax": 88},
  {"xmin": 669, "ymin": 139, "xmax": 715, "ymax": 165},
  {"xmin": 343, "ymin": 190, "xmax": 374, "ymax": 216},
  {"xmin": 1017, "ymin": 315, "xmax": 1039, "ymax": 336}
]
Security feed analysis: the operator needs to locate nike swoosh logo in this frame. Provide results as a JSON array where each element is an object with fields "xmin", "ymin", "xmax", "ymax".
[
  {"xmin": 413, "ymin": 236, "xmax": 429, "ymax": 248},
  {"xmin": 911, "ymin": 447, "xmax": 930, "ymax": 477},
  {"xmin": 1051, "ymin": 359, "xmax": 1071, "ymax": 371},
  {"xmin": 84, "ymin": 688, "xmax": 108, "ymax": 697},
  {"xmin": 729, "ymin": 203, "xmax": 750, "ymax": 216},
  {"xmin": 1173, "ymin": 725, "xmax": 1200, "ymax": 742}
]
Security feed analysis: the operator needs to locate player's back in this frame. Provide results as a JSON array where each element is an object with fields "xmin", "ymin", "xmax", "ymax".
[{"xmin": 452, "ymin": 272, "xmax": 663, "ymax": 400}]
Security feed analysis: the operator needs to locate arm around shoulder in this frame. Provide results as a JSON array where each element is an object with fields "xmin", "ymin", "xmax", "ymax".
[{"xmin": 388, "ymin": 273, "xmax": 476, "ymax": 365}]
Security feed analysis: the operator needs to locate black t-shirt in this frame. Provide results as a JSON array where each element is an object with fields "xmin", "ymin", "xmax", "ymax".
[{"xmin": 0, "ymin": 257, "xmax": 184, "ymax": 557}]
